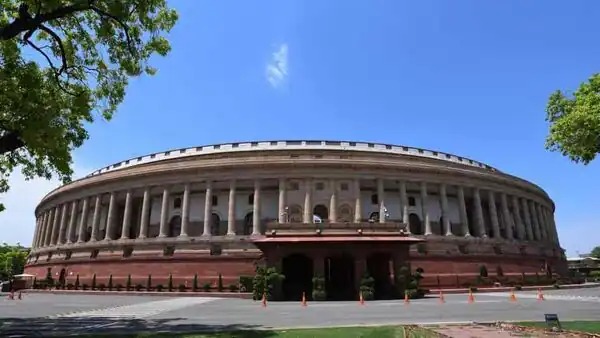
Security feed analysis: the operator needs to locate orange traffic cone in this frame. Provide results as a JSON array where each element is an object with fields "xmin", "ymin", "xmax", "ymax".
[
  {"xmin": 537, "ymin": 288, "xmax": 545, "ymax": 301},
  {"xmin": 438, "ymin": 291, "xmax": 445, "ymax": 304},
  {"xmin": 467, "ymin": 290, "xmax": 475, "ymax": 304},
  {"xmin": 301, "ymin": 292, "xmax": 307, "ymax": 307},
  {"xmin": 509, "ymin": 289, "xmax": 517, "ymax": 302},
  {"xmin": 359, "ymin": 291, "xmax": 365, "ymax": 305},
  {"xmin": 404, "ymin": 291, "xmax": 410, "ymax": 305},
  {"xmin": 261, "ymin": 292, "xmax": 267, "ymax": 307}
]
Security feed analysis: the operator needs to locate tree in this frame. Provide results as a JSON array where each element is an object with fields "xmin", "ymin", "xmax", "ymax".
[
  {"xmin": 591, "ymin": 246, "xmax": 600, "ymax": 259},
  {"xmin": 0, "ymin": 1, "xmax": 178, "ymax": 211},
  {"xmin": 0, "ymin": 243, "xmax": 28, "ymax": 280},
  {"xmin": 545, "ymin": 74, "xmax": 600, "ymax": 164}
]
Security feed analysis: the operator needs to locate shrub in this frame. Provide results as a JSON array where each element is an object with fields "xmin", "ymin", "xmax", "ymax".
[
  {"xmin": 239, "ymin": 276, "xmax": 253, "ymax": 293},
  {"xmin": 116, "ymin": 284, "xmax": 122, "ymax": 291},
  {"xmin": 192, "ymin": 274, "xmax": 198, "ymax": 292},
  {"xmin": 553, "ymin": 283, "xmax": 561, "ymax": 289},
  {"xmin": 496, "ymin": 265, "xmax": 504, "ymax": 277},
  {"xmin": 135, "ymin": 284, "xmax": 143, "ymax": 291},
  {"xmin": 589, "ymin": 270, "xmax": 600, "ymax": 278},
  {"xmin": 252, "ymin": 266, "xmax": 284, "ymax": 301},
  {"xmin": 217, "ymin": 273, "xmax": 224, "ymax": 292},
  {"xmin": 66, "ymin": 283, "xmax": 74, "ymax": 290},
  {"xmin": 168, "ymin": 274, "xmax": 173, "ymax": 292},
  {"xmin": 479, "ymin": 265, "xmax": 488, "ymax": 278},
  {"xmin": 359, "ymin": 274, "xmax": 375, "ymax": 301},
  {"xmin": 469, "ymin": 286, "xmax": 478, "ymax": 292},
  {"xmin": 82, "ymin": 284, "xmax": 88, "ymax": 290},
  {"xmin": 98, "ymin": 284, "xmax": 106, "ymax": 291},
  {"xmin": 229, "ymin": 284, "xmax": 239, "ymax": 292},
  {"xmin": 146, "ymin": 275, "xmax": 152, "ymax": 291},
  {"xmin": 202, "ymin": 283, "xmax": 211, "ymax": 292},
  {"xmin": 312, "ymin": 275, "xmax": 327, "ymax": 301},
  {"xmin": 74, "ymin": 275, "xmax": 80, "ymax": 290},
  {"xmin": 178, "ymin": 284, "xmax": 186, "ymax": 292},
  {"xmin": 514, "ymin": 285, "xmax": 522, "ymax": 291},
  {"xmin": 126, "ymin": 275, "xmax": 132, "ymax": 291},
  {"xmin": 91, "ymin": 274, "xmax": 97, "ymax": 290},
  {"xmin": 108, "ymin": 275, "xmax": 113, "ymax": 291},
  {"xmin": 156, "ymin": 284, "xmax": 163, "ymax": 292}
]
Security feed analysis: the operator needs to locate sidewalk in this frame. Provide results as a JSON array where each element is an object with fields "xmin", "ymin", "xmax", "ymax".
[{"xmin": 429, "ymin": 282, "xmax": 600, "ymax": 294}]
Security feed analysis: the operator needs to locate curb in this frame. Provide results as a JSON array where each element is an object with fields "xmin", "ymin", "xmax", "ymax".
[
  {"xmin": 21, "ymin": 289, "xmax": 253, "ymax": 299},
  {"xmin": 428, "ymin": 282, "xmax": 600, "ymax": 294}
]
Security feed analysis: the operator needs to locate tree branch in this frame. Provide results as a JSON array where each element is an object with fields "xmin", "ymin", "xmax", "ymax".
[
  {"xmin": 89, "ymin": 5, "xmax": 136, "ymax": 55},
  {"xmin": 0, "ymin": 131, "xmax": 25, "ymax": 155}
]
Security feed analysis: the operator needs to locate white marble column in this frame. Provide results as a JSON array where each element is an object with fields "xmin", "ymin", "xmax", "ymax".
[
  {"xmin": 50, "ymin": 206, "xmax": 60, "ymax": 245},
  {"xmin": 487, "ymin": 191, "xmax": 501, "ymax": 239},
  {"xmin": 45, "ymin": 209, "xmax": 55, "ymax": 246},
  {"xmin": 473, "ymin": 188, "xmax": 486, "ymax": 238},
  {"xmin": 457, "ymin": 186, "xmax": 470, "ymax": 237},
  {"xmin": 440, "ymin": 184, "xmax": 451, "ymax": 236},
  {"xmin": 303, "ymin": 179, "xmax": 313, "ymax": 224},
  {"xmin": 354, "ymin": 179, "xmax": 362, "ymax": 223},
  {"xmin": 252, "ymin": 180, "xmax": 261, "ymax": 235},
  {"xmin": 420, "ymin": 182, "xmax": 431, "ymax": 235},
  {"xmin": 203, "ymin": 181, "xmax": 213, "ymax": 236},
  {"xmin": 278, "ymin": 178, "xmax": 287, "ymax": 223},
  {"xmin": 511, "ymin": 195, "xmax": 525, "ymax": 240},
  {"xmin": 329, "ymin": 180, "xmax": 338, "ymax": 223},
  {"xmin": 120, "ymin": 190, "xmax": 133, "ymax": 240},
  {"xmin": 66, "ymin": 201, "xmax": 78, "ymax": 244},
  {"xmin": 57, "ymin": 204, "xmax": 68, "ymax": 244},
  {"xmin": 500, "ymin": 193, "xmax": 513, "ymax": 240},
  {"xmin": 399, "ymin": 181, "xmax": 409, "ymax": 227},
  {"xmin": 90, "ymin": 195, "xmax": 102, "ymax": 241},
  {"xmin": 377, "ymin": 179, "xmax": 386, "ymax": 223},
  {"xmin": 158, "ymin": 187, "xmax": 170, "ymax": 238},
  {"xmin": 528, "ymin": 200, "xmax": 540, "ymax": 241},
  {"xmin": 138, "ymin": 188, "xmax": 151, "ymax": 239},
  {"xmin": 105, "ymin": 192, "xmax": 117, "ymax": 240},
  {"xmin": 180, "ymin": 184, "xmax": 190, "ymax": 237},
  {"xmin": 520, "ymin": 198, "xmax": 533, "ymax": 241},
  {"xmin": 78, "ymin": 198, "xmax": 89, "ymax": 243},
  {"xmin": 227, "ymin": 181, "xmax": 236, "ymax": 235},
  {"xmin": 37, "ymin": 213, "xmax": 47, "ymax": 247}
]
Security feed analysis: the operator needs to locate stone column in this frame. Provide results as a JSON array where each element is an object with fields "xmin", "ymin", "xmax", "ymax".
[
  {"xmin": 66, "ymin": 200, "xmax": 78, "ymax": 244},
  {"xmin": 57, "ymin": 204, "xmax": 68, "ymax": 244},
  {"xmin": 330, "ymin": 180, "xmax": 338, "ymax": 223},
  {"xmin": 520, "ymin": 198, "xmax": 533, "ymax": 241},
  {"xmin": 252, "ymin": 179, "xmax": 261, "ymax": 235},
  {"xmin": 120, "ymin": 190, "xmax": 133, "ymax": 240},
  {"xmin": 511, "ymin": 195, "xmax": 525, "ymax": 240},
  {"xmin": 78, "ymin": 198, "xmax": 89, "ymax": 243},
  {"xmin": 227, "ymin": 180, "xmax": 236, "ymax": 236},
  {"xmin": 105, "ymin": 192, "xmax": 117, "ymax": 240},
  {"xmin": 203, "ymin": 181, "xmax": 213, "ymax": 236},
  {"xmin": 37, "ymin": 212, "xmax": 47, "ymax": 247},
  {"xmin": 44, "ymin": 209, "xmax": 54, "ymax": 246},
  {"xmin": 528, "ymin": 200, "xmax": 541, "ymax": 241},
  {"xmin": 399, "ymin": 181, "xmax": 409, "ymax": 226},
  {"xmin": 49, "ymin": 206, "xmax": 60, "ymax": 245},
  {"xmin": 420, "ymin": 182, "xmax": 431, "ymax": 235},
  {"xmin": 31, "ymin": 217, "xmax": 39, "ymax": 248},
  {"xmin": 439, "ymin": 184, "xmax": 451, "ymax": 236},
  {"xmin": 278, "ymin": 178, "xmax": 287, "ymax": 223},
  {"xmin": 534, "ymin": 203, "xmax": 547, "ymax": 241},
  {"xmin": 547, "ymin": 208, "xmax": 559, "ymax": 245},
  {"xmin": 487, "ymin": 191, "xmax": 501, "ymax": 239},
  {"xmin": 303, "ymin": 179, "xmax": 313, "ymax": 224},
  {"xmin": 541, "ymin": 207, "xmax": 554, "ymax": 243},
  {"xmin": 90, "ymin": 195, "xmax": 102, "ymax": 241},
  {"xmin": 138, "ymin": 187, "xmax": 151, "ymax": 239},
  {"xmin": 500, "ymin": 193, "xmax": 513, "ymax": 240},
  {"xmin": 457, "ymin": 186, "xmax": 470, "ymax": 237},
  {"xmin": 158, "ymin": 187, "xmax": 170, "ymax": 238},
  {"xmin": 473, "ymin": 188, "xmax": 486, "ymax": 238},
  {"xmin": 180, "ymin": 184, "xmax": 191, "ymax": 237},
  {"xmin": 377, "ymin": 179, "xmax": 386, "ymax": 223},
  {"xmin": 354, "ymin": 179, "xmax": 362, "ymax": 223}
]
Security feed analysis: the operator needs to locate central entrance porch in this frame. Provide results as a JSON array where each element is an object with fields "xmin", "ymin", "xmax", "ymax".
[{"xmin": 254, "ymin": 236, "xmax": 421, "ymax": 301}]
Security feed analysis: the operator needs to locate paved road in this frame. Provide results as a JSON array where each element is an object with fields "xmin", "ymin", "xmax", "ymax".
[{"xmin": 1, "ymin": 287, "xmax": 599, "ymax": 336}]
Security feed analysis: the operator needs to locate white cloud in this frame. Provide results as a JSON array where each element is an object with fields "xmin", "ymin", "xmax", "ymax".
[
  {"xmin": 265, "ymin": 43, "xmax": 289, "ymax": 88},
  {"xmin": 0, "ymin": 163, "xmax": 92, "ymax": 247}
]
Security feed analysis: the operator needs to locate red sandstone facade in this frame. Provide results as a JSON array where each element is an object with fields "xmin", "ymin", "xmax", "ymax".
[{"xmin": 24, "ymin": 140, "xmax": 567, "ymax": 299}]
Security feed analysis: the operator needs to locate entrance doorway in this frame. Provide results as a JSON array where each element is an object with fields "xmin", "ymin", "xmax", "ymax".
[
  {"xmin": 313, "ymin": 205, "xmax": 328, "ymax": 221},
  {"xmin": 281, "ymin": 254, "xmax": 313, "ymax": 301},
  {"xmin": 367, "ymin": 253, "xmax": 394, "ymax": 299},
  {"xmin": 325, "ymin": 254, "xmax": 355, "ymax": 300}
]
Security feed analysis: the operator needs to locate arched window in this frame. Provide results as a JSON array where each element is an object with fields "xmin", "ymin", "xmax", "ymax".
[
  {"xmin": 408, "ymin": 197, "xmax": 416, "ymax": 206},
  {"xmin": 371, "ymin": 194, "xmax": 379, "ymax": 205},
  {"xmin": 409, "ymin": 213, "xmax": 422, "ymax": 234},
  {"xmin": 289, "ymin": 205, "xmax": 303, "ymax": 223},
  {"xmin": 313, "ymin": 205, "xmax": 328, "ymax": 221},
  {"xmin": 169, "ymin": 216, "xmax": 182, "ymax": 237},
  {"xmin": 338, "ymin": 205, "xmax": 353, "ymax": 222},
  {"xmin": 243, "ymin": 212, "xmax": 253, "ymax": 235},
  {"xmin": 212, "ymin": 195, "xmax": 218, "ymax": 206},
  {"xmin": 173, "ymin": 198, "xmax": 182, "ymax": 209},
  {"xmin": 211, "ymin": 213, "xmax": 221, "ymax": 235}
]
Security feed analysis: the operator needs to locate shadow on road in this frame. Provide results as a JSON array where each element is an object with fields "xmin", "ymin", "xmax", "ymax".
[{"xmin": 0, "ymin": 317, "xmax": 276, "ymax": 337}]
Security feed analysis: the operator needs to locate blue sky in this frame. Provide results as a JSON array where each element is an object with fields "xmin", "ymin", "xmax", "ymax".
[{"xmin": 2, "ymin": 0, "xmax": 598, "ymax": 256}]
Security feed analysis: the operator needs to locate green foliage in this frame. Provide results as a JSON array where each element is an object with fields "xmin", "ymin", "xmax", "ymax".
[
  {"xmin": 496, "ymin": 265, "xmax": 504, "ymax": 277},
  {"xmin": 0, "ymin": 0, "xmax": 178, "ymax": 211},
  {"xmin": 239, "ymin": 275, "xmax": 253, "ymax": 292},
  {"xmin": 0, "ymin": 243, "xmax": 28, "ymax": 280},
  {"xmin": 146, "ymin": 274, "xmax": 151, "ymax": 290},
  {"xmin": 359, "ymin": 274, "xmax": 375, "ymax": 301},
  {"xmin": 591, "ymin": 246, "xmax": 600, "ymax": 259},
  {"xmin": 74, "ymin": 274, "xmax": 79, "ymax": 289},
  {"xmin": 192, "ymin": 273, "xmax": 198, "ymax": 292},
  {"xmin": 91, "ymin": 273, "xmax": 96, "ymax": 290},
  {"xmin": 202, "ymin": 282, "xmax": 211, "ymax": 292},
  {"xmin": 252, "ymin": 266, "xmax": 284, "ymax": 301},
  {"xmin": 545, "ymin": 74, "xmax": 600, "ymax": 164},
  {"xmin": 479, "ymin": 265, "xmax": 488, "ymax": 278},
  {"xmin": 168, "ymin": 273, "xmax": 173, "ymax": 291},
  {"xmin": 589, "ymin": 270, "xmax": 600, "ymax": 278},
  {"xmin": 107, "ymin": 274, "xmax": 113, "ymax": 290},
  {"xmin": 217, "ymin": 273, "xmax": 223, "ymax": 292},
  {"xmin": 126, "ymin": 274, "xmax": 131, "ymax": 291},
  {"xmin": 312, "ymin": 275, "xmax": 326, "ymax": 301}
]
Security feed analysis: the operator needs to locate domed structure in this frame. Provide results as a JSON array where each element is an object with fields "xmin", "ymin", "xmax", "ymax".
[{"xmin": 25, "ymin": 140, "xmax": 566, "ymax": 299}]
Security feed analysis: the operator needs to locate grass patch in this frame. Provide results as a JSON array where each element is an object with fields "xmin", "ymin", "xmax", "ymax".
[
  {"xmin": 518, "ymin": 321, "xmax": 600, "ymax": 334},
  {"xmin": 81, "ymin": 325, "xmax": 439, "ymax": 338}
]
